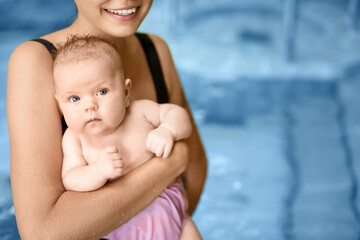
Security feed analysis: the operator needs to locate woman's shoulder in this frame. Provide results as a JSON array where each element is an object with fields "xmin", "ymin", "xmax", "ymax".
[
  {"xmin": 9, "ymin": 40, "xmax": 54, "ymax": 69},
  {"xmin": 144, "ymin": 33, "xmax": 171, "ymax": 56},
  {"xmin": 12, "ymin": 39, "xmax": 53, "ymax": 57},
  {"xmin": 141, "ymin": 33, "xmax": 184, "ymax": 105},
  {"xmin": 9, "ymin": 27, "xmax": 67, "ymax": 64},
  {"xmin": 7, "ymin": 39, "xmax": 57, "ymax": 100}
]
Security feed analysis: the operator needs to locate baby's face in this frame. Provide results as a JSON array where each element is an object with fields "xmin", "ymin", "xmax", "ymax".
[{"xmin": 54, "ymin": 57, "xmax": 130, "ymax": 136}]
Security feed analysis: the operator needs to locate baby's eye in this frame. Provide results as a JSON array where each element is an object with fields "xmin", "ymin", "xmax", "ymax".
[
  {"xmin": 69, "ymin": 96, "xmax": 80, "ymax": 103},
  {"xmin": 97, "ymin": 89, "xmax": 108, "ymax": 96}
]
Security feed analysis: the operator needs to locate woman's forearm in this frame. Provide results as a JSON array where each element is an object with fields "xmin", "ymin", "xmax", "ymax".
[
  {"xmin": 182, "ymin": 106, "xmax": 208, "ymax": 215},
  {"xmin": 43, "ymin": 143, "xmax": 187, "ymax": 239},
  {"xmin": 14, "ymin": 142, "xmax": 188, "ymax": 240},
  {"xmin": 184, "ymin": 135, "xmax": 207, "ymax": 215}
]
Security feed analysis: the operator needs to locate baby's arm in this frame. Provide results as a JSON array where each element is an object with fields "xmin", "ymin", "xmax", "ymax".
[
  {"xmin": 137, "ymin": 100, "xmax": 192, "ymax": 158},
  {"xmin": 62, "ymin": 130, "xmax": 123, "ymax": 192},
  {"xmin": 158, "ymin": 103, "xmax": 193, "ymax": 140}
]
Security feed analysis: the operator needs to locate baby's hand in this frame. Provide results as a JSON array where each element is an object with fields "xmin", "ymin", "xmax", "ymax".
[
  {"xmin": 95, "ymin": 146, "xmax": 123, "ymax": 180},
  {"xmin": 146, "ymin": 127, "xmax": 174, "ymax": 158}
]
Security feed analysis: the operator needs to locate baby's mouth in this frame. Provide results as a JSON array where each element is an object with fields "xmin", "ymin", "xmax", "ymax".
[{"xmin": 87, "ymin": 118, "xmax": 101, "ymax": 124}]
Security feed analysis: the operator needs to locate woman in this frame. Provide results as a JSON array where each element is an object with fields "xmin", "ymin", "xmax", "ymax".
[{"xmin": 7, "ymin": 0, "xmax": 207, "ymax": 239}]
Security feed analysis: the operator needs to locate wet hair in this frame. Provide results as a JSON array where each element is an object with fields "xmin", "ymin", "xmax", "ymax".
[{"xmin": 53, "ymin": 35, "xmax": 123, "ymax": 76}]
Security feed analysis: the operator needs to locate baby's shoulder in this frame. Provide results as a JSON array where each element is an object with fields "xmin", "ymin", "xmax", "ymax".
[
  {"xmin": 127, "ymin": 100, "xmax": 161, "ymax": 124},
  {"xmin": 62, "ymin": 128, "xmax": 80, "ymax": 143},
  {"xmin": 129, "ymin": 99, "xmax": 159, "ymax": 112}
]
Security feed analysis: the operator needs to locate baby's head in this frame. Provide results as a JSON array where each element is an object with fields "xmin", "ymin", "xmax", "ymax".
[
  {"xmin": 54, "ymin": 35, "xmax": 123, "ymax": 75},
  {"xmin": 53, "ymin": 35, "xmax": 131, "ymax": 136}
]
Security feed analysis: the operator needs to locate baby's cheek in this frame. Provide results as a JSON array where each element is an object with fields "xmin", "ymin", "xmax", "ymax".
[
  {"xmin": 64, "ymin": 114, "xmax": 83, "ymax": 131},
  {"xmin": 110, "ymin": 109, "xmax": 126, "ymax": 125}
]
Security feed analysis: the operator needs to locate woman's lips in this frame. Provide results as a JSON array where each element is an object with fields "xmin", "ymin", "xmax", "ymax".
[
  {"xmin": 105, "ymin": 7, "xmax": 137, "ymax": 15},
  {"xmin": 104, "ymin": 7, "xmax": 139, "ymax": 21}
]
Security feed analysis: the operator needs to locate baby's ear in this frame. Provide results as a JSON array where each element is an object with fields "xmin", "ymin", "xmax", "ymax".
[
  {"xmin": 124, "ymin": 78, "xmax": 132, "ymax": 107},
  {"xmin": 54, "ymin": 95, "xmax": 64, "ymax": 114}
]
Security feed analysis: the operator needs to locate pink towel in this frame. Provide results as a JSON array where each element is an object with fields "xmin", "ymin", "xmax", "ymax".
[{"xmin": 104, "ymin": 180, "xmax": 187, "ymax": 240}]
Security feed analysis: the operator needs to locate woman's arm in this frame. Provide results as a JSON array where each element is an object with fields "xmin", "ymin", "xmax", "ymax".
[
  {"xmin": 7, "ymin": 41, "xmax": 188, "ymax": 240},
  {"xmin": 149, "ymin": 34, "xmax": 208, "ymax": 215}
]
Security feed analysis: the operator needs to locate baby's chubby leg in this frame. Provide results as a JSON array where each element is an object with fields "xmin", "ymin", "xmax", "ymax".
[{"xmin": 180, "ymin": 215, "xmax": 202, "ymax": 240}]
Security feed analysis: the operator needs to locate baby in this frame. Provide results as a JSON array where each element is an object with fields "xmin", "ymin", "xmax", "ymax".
[{"xmin": 53, "ymin": 35, "xmax": 200, "ymax": 239}]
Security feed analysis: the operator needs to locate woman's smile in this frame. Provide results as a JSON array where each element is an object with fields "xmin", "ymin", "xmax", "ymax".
[
  {"xmin": 104, "ymin": 6, "xmax": 139, "ymax": 21},
  {"xmin": 105, "ymin": 7, "xmax": 138, "ymax": 16}
]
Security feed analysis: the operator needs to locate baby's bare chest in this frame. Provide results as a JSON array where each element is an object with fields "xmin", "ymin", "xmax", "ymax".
[{"xmin": 82, "ymin": 116, "xmax": 155, "ymax": 173}]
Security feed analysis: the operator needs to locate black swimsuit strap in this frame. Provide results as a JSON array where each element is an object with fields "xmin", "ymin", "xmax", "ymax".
[
  {"xmin": 135, "ymin": 33, "xmax": 169, "ymax": 104},
  {"xmin": 31, "ymin": 38, "xmax": 57, "ymax": 58}
]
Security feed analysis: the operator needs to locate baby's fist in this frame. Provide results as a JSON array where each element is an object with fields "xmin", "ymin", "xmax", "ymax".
[
  {"xmin": 146, "ymin": 128, "xmax": 174, "ymax": 158},
  {"xmin": 96, "ymin": 145, "xmax": 123, "ymax": 180}
]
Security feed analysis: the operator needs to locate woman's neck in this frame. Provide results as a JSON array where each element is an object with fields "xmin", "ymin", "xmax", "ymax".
[{"xmin": 67, "ymin": 17, "xmax": 129, "ymax": 50}]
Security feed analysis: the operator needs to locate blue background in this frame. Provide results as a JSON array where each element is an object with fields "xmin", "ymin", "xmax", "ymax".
[{"xmin": 1, "ymin": 0, "xmax": 360, "ymax": 239}]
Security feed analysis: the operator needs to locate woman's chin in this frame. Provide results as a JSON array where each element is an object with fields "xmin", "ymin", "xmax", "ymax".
[{"xmin": 109, "ymin": 27, "xmax": 139, "ymax": 38}]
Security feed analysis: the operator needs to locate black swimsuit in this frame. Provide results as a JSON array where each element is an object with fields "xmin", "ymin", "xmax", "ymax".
[{"xmin": 31, "ymin": 33, "xmax": 169, "ymax": 133}]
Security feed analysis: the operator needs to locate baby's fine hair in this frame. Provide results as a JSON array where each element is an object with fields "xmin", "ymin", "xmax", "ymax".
[{"xmin": 53, "ymin": 35, "xmax": 122, "ymax": 73}]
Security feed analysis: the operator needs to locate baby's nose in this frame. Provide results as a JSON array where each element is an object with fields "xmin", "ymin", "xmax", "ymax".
[{"xmin": 84, "ymin": 99, "xmax": 98, "ymax": 111}]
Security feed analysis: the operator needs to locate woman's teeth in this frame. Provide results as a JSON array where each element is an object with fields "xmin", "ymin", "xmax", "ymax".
[{"xmin": 106, "ymin": 8, "xmax": 137, "ymax": 16}]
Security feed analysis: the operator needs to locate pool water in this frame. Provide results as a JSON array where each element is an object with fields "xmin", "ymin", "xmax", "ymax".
[
  {"xmin": 192, "ymin": 79, "xmax": 360, "ymax": 240},
  {"xmin": 1, "ymin": 0, "xmax": 360, "ymax": 239}
]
